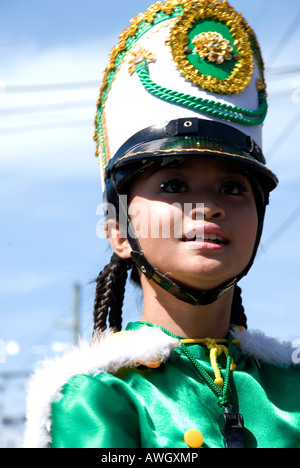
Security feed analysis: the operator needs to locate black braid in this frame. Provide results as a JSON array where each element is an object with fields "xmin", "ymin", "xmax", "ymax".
[
  {"xmin": 230, "ymin": 285, "xmax": 248, "ymax": 329},
  {"xmin": 93, "ymin": 255, "xmax": 131, "ymax": 334}
]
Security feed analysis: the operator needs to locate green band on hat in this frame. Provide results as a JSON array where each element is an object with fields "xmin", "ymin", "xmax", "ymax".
[{"xmin": 135, "ymin": 59, "xmax": 267, "ymax": 126}]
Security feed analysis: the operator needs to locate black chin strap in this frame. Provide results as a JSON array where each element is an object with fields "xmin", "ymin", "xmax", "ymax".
[{"xmin": 130, "ymin": 249, "xmax": 237, "ymax": 306}]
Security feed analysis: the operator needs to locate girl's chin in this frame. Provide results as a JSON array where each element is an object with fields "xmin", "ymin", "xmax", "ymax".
[
  {"xmin": 171, "ymin": 261, "xmax": 242, "ymax": 291},
  {"xmin": 171, "ymin": 273, "xmax": 236, "ymax": 292}
]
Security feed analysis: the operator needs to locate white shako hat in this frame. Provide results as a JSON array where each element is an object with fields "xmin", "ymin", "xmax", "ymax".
[{"xmin": 94, "ymin": 0, "xmax": 278, "ymax": 199}]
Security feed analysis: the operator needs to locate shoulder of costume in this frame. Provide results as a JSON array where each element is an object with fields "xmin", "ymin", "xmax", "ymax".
[
  {"xmin": 23, "ymin": 325, "xmax": 179, "ymax": 448},
  {"xmin": 23, "ymin": 324, "xmax": 298, "ymax": 448}
]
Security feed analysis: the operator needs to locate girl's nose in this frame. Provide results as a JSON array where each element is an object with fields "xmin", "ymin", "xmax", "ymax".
[{"xmin": 191, "ymin": 200, "xmax": 226, "ymax": 221}]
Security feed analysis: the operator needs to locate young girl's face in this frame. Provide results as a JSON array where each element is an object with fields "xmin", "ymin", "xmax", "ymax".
[{"xmin": 128, "ymin": 158, "xmax": 258, "ymax": 292}]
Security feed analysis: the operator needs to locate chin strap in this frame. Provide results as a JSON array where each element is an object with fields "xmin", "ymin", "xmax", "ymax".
[{"xmin": 130, "ymin": 250, "xmax": 237, "ymax": 306}]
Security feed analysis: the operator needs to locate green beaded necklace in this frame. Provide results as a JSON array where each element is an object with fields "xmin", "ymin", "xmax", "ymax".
[{"xmin": 159, "ymin": 325, "xmax": 245, "ymax": 448}]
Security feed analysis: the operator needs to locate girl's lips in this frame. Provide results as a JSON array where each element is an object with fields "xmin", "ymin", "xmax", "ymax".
[
  {"xmin": 182, "ymin": 224, "xmax": 230, "ymax": 244},
  {"xmin": 184, "ymin": 240, "xmax": 228, "ymax": 251}
]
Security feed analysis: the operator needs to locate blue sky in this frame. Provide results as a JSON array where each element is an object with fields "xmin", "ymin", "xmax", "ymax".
[{"xmin": 0, "ymin": 0, "xmax": 300, "ymax": 429}]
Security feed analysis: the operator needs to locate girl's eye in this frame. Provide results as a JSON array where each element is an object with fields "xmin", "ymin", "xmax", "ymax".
[
  {"xmin": 160, "ymin": 177, "xmax": 189, "ymax": 193},
  {"xmin": 220, "ymin": 180, "xmax": 248, "ymax": 195}
]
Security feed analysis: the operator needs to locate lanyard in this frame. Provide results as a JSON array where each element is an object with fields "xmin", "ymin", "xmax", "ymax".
[{"xmin": 161, "ymin": 326, "xmax": 245, "ymax": 448}]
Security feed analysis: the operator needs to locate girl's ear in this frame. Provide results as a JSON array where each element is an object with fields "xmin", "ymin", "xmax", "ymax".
[{"xmin": 105, "ymin": 219, "xmax": 132, "ymax": 259}]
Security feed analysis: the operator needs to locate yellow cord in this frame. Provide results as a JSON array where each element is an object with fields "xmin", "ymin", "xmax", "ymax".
[
  {"xmin": 181, "ymin": 338, "xmax": 240, "ymax": 346},
  {"xmin": 181, "ymin": 337, "xmax": 238, "ymax": 387}
]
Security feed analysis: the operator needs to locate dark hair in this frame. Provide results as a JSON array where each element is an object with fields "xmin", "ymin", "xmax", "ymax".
[
  {"xmin": 230, "ymin": 285, "xmax": 247, "ymax": 329},
  {"xmin": 93, "ymin": 256, "xmax": 247, "ymax": 334},
  {"xmin": 93, "ymin": 256, "xmax": 131, "ymax": 334}
]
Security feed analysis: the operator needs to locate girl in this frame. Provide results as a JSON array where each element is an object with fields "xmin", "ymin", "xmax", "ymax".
[{"xmin": 24, "ymin": 0, "xmax": 300, "ymax": 449}]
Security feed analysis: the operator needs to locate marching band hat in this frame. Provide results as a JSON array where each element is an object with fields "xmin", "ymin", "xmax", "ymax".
[{"xmin": 94, "ymin": 0, "xmax": 278, "ymax": 204}]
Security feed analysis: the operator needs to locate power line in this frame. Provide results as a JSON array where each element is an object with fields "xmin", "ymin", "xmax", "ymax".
[
  {"xmin": 5, "ymin": 80, "xmax": 99, "ymax": 94},
  {"xmin": 2, "ymin": 62, "xmax": 300, "ymax": 96},
  {"xmin": 0, "ymin": 371, "xmax": 29, "ymax": 379},
  {"xmin": 265, "ymin": 106, "xmax": 300, "ymax": 160},
  {"xmin": 263, "ymin": 205, "xmax": 300, "ymax": 251},
  {"xmin": 266, "ymin": 65, "xmax": 300, "ymax": 77},
  {"xmin": 0, "ymin": 119, "xmax": 93, "ymax": 136},
  {"xmin": 266, "ymin": 9, "xmax": 300, "ymax": 67},
  {"xmin": 0, "ymin": 98, "xmax": 298, "ymax": 138},
  {"xmin": 269, "ymin": 89, "xmax": 295, "ymax": 100},
  {"xmin": 5, "ymin": 70, "xmax": 300, "ymax": 93},
  {"xmin": 0, "ymin": 85, "xmax": 293, "ymax": 118},
  {"xmin": 0, "ymin": 99, "xmax": 95, "ymax": 116},
  {"xmin": 252, "ymin": 0, "xmax": 273, "ymax": 30}
]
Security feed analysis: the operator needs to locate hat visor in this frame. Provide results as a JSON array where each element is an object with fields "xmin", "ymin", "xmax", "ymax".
[{"xmin": 112, "ymin": 135, "xmax": 278, "ymax": 193}]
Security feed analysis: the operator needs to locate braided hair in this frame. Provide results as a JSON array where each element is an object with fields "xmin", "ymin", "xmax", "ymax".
[
  {"xmin": 230, "ymin": 285, "xmax": 248, "ymax": 329},
  {"xmin": 93, "ymin": 255, "xmax": 247, "ymax": 334},
  {"xmin": 93, "ymin": 254, "xmax": 131, "ymax": 334}
]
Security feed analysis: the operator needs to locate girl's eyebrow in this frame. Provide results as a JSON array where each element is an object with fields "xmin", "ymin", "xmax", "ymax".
[
  {"xmin": 215, "ymin": 163, "xmax": 250, "ymax": 180},
  {"xmin": 222, "ymin": 166, "xmax": 245, "ymax": 175},
  {"xmin": 148, "ymin": 164, "xmax": 182, "ymax": 177}
]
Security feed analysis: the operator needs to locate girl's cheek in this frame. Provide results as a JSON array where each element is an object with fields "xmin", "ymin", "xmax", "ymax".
[
  {"xmin": 236, "ymin": 208, "xmax": 258, "ymax": 253},
  {"xmin": 129, "ymin": 200, "xmax": 184, "ymax": 239}
]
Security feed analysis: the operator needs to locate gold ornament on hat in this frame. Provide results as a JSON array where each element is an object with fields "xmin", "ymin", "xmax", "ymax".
[
  {"xmin": 167, "ymin": 1, "xmax": 256, "ymax": 95},
  {"xmin": 192, "ymin": 31, "xmax": 234, "ymax": 64},
  {"xmin": 128, "ymin": 48, "xmax": 156, "ymax": 75}
]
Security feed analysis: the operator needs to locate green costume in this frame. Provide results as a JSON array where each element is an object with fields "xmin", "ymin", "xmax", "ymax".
[
  {"xmin": 24, "ymin": 322, "xmax": 300, "ymax": 448},
  {"xmin": 23, "ymin": 0, "xmax": 299, "ymax": 449}
]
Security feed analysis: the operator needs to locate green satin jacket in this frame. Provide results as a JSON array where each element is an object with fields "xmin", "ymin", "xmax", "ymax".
[{"xmin": 47, "ymin": 322, "xmax": 300, "ymax": 449}]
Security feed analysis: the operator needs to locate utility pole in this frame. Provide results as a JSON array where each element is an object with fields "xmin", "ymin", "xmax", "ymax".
[
  {"xmin": 56, "ymin": 283, "xmax": 81, "ymax": 345},
  {"xmin": 72, "ymin": 283, "xmax": 81, "ymax": 344}
]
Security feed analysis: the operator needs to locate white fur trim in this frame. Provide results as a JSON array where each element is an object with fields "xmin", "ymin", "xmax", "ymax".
[
  {"xmin": 23, "ymin": 325, "xmax": 296, "ymax": 448},
  {"xmin": 23, "ymin": 326, "xmax": 179, "ymax": 449},
  {"xmin": 233, "ymin": 327, "xmax": 295, "ymax": 368}
]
